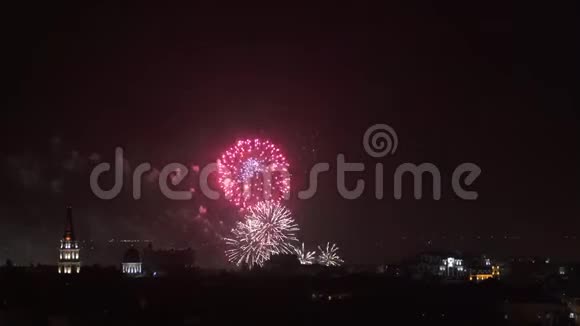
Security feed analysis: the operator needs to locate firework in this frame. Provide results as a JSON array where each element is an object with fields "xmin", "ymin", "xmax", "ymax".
[
  {"xmin": 218, "ymin": 139, "xmax": 290, "ymax": 208},
  {"xmin": 294, "ymin": 242, "xmax": 316, "ymax": 265},
  {"xmin": 225, "ymin": 217, "xmax": 270, "ymax": 267},
  {"xmin": 225, "ymin": 201, "xmax": 299, "ymax": 267},
  {"xmin": 317, "ymin": 242, "xmax": 344, "ymax": 266}
]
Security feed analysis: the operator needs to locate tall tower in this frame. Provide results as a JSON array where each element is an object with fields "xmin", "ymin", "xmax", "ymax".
[{"xmin": 58, "ymin": 206, "xmax": 80, "ymax": 274}]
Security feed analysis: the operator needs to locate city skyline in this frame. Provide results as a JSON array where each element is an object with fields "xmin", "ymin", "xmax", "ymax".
[{"xmin": 2, "ymin": 3, "xmax": 578, "ymax": 268}]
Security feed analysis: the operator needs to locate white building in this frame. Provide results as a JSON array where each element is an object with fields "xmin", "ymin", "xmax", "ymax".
[
  {"xmin": 122, "ymin": 247, "xmax": 142, "ymax": 275},
  {"xmin": 58, "ymin": 207, "xmax": 81, "ymax": 274},
  {"xmin": 439, "ymin": 257, "xmax": 466, "ymax": 278}
]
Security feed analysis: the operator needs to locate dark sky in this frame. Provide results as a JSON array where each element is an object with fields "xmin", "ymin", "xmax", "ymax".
[{"xmin": 3, "ymin": 3, "xmax": 579, "ymax": 267}]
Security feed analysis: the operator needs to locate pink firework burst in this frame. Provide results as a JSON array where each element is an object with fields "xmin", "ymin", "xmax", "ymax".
[{"xmin": 218, "ymin": 139, "xmax": 290, "ymax": 208}]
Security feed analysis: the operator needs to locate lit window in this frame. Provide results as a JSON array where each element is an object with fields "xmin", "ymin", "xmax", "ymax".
[
  {"xmin": 447, "ymin": 258, "xmax": 455, "ymax": 267},
  {"xmin": 559, "ymin": 267, "xmax": 566, "ymax": 275}
]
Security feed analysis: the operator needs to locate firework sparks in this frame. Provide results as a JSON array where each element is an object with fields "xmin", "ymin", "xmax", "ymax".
[
  {"xmin": 218, "ymin": 139, "xmax": 290, "ymax": 208},
  {"xmin": 225, "ymin": 217, "xmax": 270, "ymax": 267},
  {"xmin": 317, "ymin": 242, "xmax": 344, "ymax": 266},
  {"xmin": 294, "ymin": 242, "xmax": 316, "ymax": 265},
  {"xmin": 225, "ymin": 201, "xmax": 299, "ymax": 267}
]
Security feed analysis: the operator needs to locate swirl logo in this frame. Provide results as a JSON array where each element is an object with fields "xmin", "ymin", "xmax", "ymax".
[{"xmin": 363, "ymin": 124, "xmax": 398, "ymax": 158}]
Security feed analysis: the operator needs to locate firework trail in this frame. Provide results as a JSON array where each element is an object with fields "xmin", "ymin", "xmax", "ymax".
[
  {"xmin": 317, "ymin": 242, "xmax": 344, "ymax": 266},
  {"xmin": 294, "ymin": 242, "xmax": 316, "ymax": 265}
]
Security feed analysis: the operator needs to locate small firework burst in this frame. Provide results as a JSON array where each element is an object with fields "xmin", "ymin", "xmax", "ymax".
[
  {"xmin": 225, "ymin": 201, "xmax": 299, "ymax": 267},
  {"xmin": 218, "ymin": 139, "xmax": 290, "ymax": 208},
  {"xmin": 294, "ymin": 242, "xmax": 316, "ymax": 265},
  {"xmin": 317, "ymin": 242, "xmax": 344, "ymax": 267}
]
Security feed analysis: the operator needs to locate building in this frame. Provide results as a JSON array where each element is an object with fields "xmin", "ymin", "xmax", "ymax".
[
  {"xmin": 58, "ymin": 207, "xmax": 81, "ymax": 274},
  {"xmin": 263, "ymin": 254, "xmax": 301, "ymax": 271},
  {"xmin": 122, "ymin": 247, "xmax": 142, "ymax": 275},
  {"xmin": 566, "ymin": 297, "xmax": 580, "ymax": 325},
  {"xmin": 411, "ymin": 251, "xmax": 449, "ymax": 278},
  {"xmin": 142, "ymin": 243, "xmax": 194, "ymax": 276},
  {"xmin": 468, "ymin": 255, "xmax": 502, "ymax": 282},
  {"xmin": 470, "ymin": 265, "xmax": 501, "ymax": 282},
  {"xmin": 439, "ymin": 257, "xmax": 467, "ymax": 279}
]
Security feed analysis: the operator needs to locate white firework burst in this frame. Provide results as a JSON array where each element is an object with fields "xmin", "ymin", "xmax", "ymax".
[
  {"xmin": 225, "ymin": 218, "xmax": 270, "ymax": 267},
  {"xmin": 294, "ymin": 242, "xmax": 316, "ymax": 265},
  {"xmin": 317, "ymin": 242, "xmax": 344, "ymax": 267},
  {"xmin": 225, "ymin": 201, "xmax": 299, "ymax": 268}
]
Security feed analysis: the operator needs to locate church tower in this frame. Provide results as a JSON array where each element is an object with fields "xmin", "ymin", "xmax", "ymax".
[{"xmin": 58, "ymin": 206, "xmax": 81, "ymax": 274}]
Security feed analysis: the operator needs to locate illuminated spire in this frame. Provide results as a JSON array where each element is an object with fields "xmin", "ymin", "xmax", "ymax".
[{"xmin": 63, "ymin": 206, "xmax": 75, "ymax": 241}]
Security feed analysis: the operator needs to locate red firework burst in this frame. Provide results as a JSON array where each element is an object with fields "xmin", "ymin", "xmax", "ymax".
[{"xmin": 218, "ymin": 139, "xmax": 290, "ymax": 208}]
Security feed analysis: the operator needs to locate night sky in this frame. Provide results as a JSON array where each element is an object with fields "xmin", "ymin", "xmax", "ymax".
[{"xmin": 3, "ymin": 3, "xmax": 579, "ymax": 267}]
